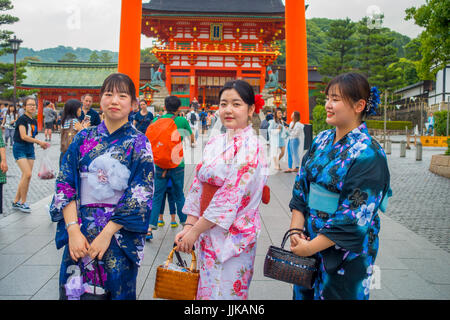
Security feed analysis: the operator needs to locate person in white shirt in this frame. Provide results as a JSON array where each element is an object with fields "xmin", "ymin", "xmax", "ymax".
[
  {"xmin": 285, "ymin": 111, "xmax": 304, "ymax": 173},
  {"xmin": 187, "ymin": 107, "xmax": 199, "ymax": 146}
]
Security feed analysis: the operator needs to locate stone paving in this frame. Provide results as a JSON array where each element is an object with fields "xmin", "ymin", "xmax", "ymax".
[
  {"xmin": 0, "ymin": 131, "xmax": 449, "ymax": 300},
  {"xmin": 2, "ymin": 132, "xmax": 61, "ymax": 213},
  {"xmin": 381, "ymin": 140, "xmax": 450, "ymax": 253}
]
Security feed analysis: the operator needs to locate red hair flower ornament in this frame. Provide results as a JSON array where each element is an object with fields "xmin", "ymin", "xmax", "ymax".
[{"xmin": 254, "ymin": 94, "xmax": 265, "ymax": 114}]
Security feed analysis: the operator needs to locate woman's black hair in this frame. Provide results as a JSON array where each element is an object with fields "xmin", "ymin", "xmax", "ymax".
[
  {"xmin": 61, "ymin": 99, "xmax": 82, "ymax": 125},
  {"xmin": 325, "ymin": 72, "xmax": 370, "ymax": 118},
  {"xmin": 100, "ymin": 73, "xmax": 137, "ymax": 104},
  {"xmin": 22, "ymin": 96, "xmax": 37, "ymax": 107},
  {"xmin": 219, "ymin": 80, "xmax": 255, "ymax": 107},
  {"xmin": 6, "ymin": 104, "xmax": 17, "ymax": 117},
  {"xmin": 274, "ymin": 107, "xmax": 283, "ymax": 124}
]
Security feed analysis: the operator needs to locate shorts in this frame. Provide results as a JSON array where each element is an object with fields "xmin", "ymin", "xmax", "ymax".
[
  {"xmin": 44, "ymin": 122, "xmax": 53, "ymax": 129},
  {"xmin": 12, "ymin": 142, "xmax": 35, "ymax": 161}
]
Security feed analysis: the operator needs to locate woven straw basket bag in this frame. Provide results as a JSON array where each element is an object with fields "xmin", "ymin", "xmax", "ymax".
[{"xmin": 153, "ymin": 247, "xmax": 200, "ymax": 300}]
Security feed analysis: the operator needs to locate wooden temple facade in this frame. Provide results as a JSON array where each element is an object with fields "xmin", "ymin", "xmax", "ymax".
[{"xmin": 142, "ymin": 0, "xmax": 285, "ymax": 107}]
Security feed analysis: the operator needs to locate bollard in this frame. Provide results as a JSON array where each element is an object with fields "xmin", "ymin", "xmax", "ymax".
[
  {"xmin": 416, "ymin": 141, "xmax": 422, "ymax": 161},
  {"xmin": 386, "ymin": 140, "xmax": 392, "ymax": 155},
  {"xmin": 400, "ymin": 141, "xmax": 406, "ymax": 157}
]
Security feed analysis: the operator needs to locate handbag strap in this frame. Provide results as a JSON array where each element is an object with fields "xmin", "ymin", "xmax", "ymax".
[
  {"xmin": 281, "ymin": 228, "xmax": 305, "ymax": 249},
  {"xmin": 81, "ymin": 259, "xmax": 105, "ymax": 294}
]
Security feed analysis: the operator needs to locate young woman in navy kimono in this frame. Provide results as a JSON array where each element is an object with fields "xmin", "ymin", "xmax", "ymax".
[
  {"xmin": 289, "ymin": 73, "xmax": 391, "ymax": 300},
  {"xmin": 49, "ymin": 73, "xmax": 155, "ymax": 300}
]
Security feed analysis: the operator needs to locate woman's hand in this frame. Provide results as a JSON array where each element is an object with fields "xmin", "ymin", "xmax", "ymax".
[
  {"xmin": 67, "ymin": 225, "xmax": 90, "ymax": 262},
  {"xmin": 290, "ymin": 231, "xmax": 309, "ymax": 248},
  {"xmin": 38, "ymin": 140, "xmax": 49, "ymax": 149},
  {"xmin": 176, "ymin": 228, "xmax": 199, "ymax": 254},
  {"xmin": 0, "ymin": 160, "xmax": 7, "ymax": 173},
  {"xmin": 174, "ymin": 227, "xmax": 190, "ymax": 247},
  {"xmin": 88, "ymin": 231, "xmax": 112, "ymax": 261},
  {"xmin": 290, "ymin": 237, "xmax": 312, "ymax": 257}
]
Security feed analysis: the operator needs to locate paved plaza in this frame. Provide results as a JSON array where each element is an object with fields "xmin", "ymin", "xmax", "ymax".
[{"xmin": 0, "ymin": 131, "xmax": 449, "ymax": 300}]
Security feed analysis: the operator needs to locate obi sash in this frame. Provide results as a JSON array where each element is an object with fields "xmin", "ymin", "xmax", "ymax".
[
  {"xmin": 80, "ymin": 172, "xmax": 124, "ymax": 207},
  {"xmin": 200, "ymin": 182, "xmax": 221, "ymax": 216},
  {"xmin": 307, "ymin": 183, "xmax": 340, "ymax": 214}
]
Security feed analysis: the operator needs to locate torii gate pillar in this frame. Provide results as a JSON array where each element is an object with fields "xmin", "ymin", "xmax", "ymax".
[
  {"xmin": 285, "ymin": 0, "xmax": 309, "ymax": 124},
  {"xmin": 118, "ymin": 0, "xmax": 142, "ymax": 94}
]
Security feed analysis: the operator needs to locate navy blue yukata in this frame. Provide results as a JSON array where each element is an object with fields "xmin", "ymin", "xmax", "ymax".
[
  {"xmin": 49, "ymin": 121, "xmax": 155, "ymax": 300},
  {"xmin": 289, "ymin": 122, "xmax": 391, "ymax": 300}
]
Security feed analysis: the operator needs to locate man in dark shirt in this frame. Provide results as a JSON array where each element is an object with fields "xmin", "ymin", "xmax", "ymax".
[{"xmin": 79, "ymin": 94, "xmax": 101, "ymax": 126}]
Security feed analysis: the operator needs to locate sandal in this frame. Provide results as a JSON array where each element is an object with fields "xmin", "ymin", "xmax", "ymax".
[
  {"xmin": 157, "ymin": 220, "xmax": 165, "ymax": 227},
  {"xmin": 146, "ymin": 230, "xmax": 153, "ymax": 241},
  {"xmin": 170, "ymin": 221, "xmax": 178, "ymax": 228}
]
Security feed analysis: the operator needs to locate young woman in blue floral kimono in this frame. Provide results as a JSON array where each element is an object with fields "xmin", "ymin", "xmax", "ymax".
[
  {"xmin": 49, "ymin": 73, "xmax": 155, "ymax": 300},
  {"xmin": 289, "ymin": 73, "xmax": 391, "ymax": 300}
]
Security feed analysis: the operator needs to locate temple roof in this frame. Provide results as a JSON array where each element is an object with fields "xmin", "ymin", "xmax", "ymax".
[
  {"xmin": 143, "ymin": 0, "xmax": 285, "ymax": 14},
  {"xmin": 20, "ymin": 62, "xmax": 117, "ymax": 89}
]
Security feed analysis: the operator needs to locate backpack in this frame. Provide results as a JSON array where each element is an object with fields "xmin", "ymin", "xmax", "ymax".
[
  {"xmin": 60, "ymin": 120, "xmax": 78, "ymax": 154},
  {"xmin": 145, "ymin": 115, "xmax": 183, "ymax": 170},
  {"xmin": 189, "ymin": 112, "xmax": 197, "ymax": 125},
  {"xmin": 200, "ymin": 112, "xmax": 207, "ymax": 122}
]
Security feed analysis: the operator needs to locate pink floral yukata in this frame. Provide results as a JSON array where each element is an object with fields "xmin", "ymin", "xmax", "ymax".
[{"xmin": 183, "ymin": 125, "xmax": 268, "ymax": 300}]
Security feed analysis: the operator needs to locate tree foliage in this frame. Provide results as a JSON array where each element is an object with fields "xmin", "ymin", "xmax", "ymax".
[
  {"xmin": 0, "ymin": 0, "xmax": 19, "ymax": 56},
  {"xmin": 405, "ymin": 0, "xmax": 450, "ymax": 80}
]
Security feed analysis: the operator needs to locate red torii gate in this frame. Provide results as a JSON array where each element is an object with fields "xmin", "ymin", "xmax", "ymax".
[{"xmin": 117, "ymin": 0, "xmax": 309, "ymax": 124}]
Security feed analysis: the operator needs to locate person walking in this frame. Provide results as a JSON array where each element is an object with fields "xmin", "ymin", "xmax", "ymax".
[
  {"xmin": 0, "ymin": 129, "xmax": 7, "ymax": 215},
  {"xmin": 43, "ymin": 101, "xmax": 58, "ymax": 142},
  {"xmin": 188, "ymin": 107, "xmax": 199, "ymax": 144},
  {"xmin": 156, "ymin": 178, "xmax": 179, "ymax": 229},
  {"xmin": 199, "ymin": 108, "xmax": 208, "ymax": 134},
  {"xmin": 175, "ymin": 80, "xmax": 268, "ymax": 300},
  {"xmin": 12, "ymin": 97, "xmax": 49, "ymax": 213},
  {"xmin": 288, "ymin": 73, "xmax": 391, "ymax": 300},
  {"xmin": 133, "ymin": 100, "xmax": 154, "ymax": 133},
  {"xmin": 284, "ymin": 111, "xmax": 304, "ymax": 173},
  {"xmin": 2, "ymin": 104, "xmax": 18, "ymax": 147},
  {"xmin": 145, "ymin": 96, "xmax": 195, "ymax": 240},
  {"xmin": 268, "ymin": 108, "xmax": 287, "ymax": 170},
  {"xmin": 49, "ymin": 73, "xmax": 155, "ymax": 300}
]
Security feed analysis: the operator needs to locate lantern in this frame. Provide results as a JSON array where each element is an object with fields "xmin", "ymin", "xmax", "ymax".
[{"xmin": 139, "ymin": 83, "xmax": 159, "ymax": 106}]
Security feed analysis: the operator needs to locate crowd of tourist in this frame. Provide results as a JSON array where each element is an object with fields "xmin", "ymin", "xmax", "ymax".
[{"xmin": 0, "ymin": 72, "xmax": 390, "ymax": 301}]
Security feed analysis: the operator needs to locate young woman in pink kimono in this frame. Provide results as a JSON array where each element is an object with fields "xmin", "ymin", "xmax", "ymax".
[{"xmin": 175, "ymin": 80, "xmax": 268, "ymax": 300}]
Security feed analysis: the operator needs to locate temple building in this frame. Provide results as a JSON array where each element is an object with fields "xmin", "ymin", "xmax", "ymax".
[
  {"xmin": 142, "ymin": 0, "xmax": 285, "ymax": 107},
  {"xmin": 18, "ymin": 61, "xmax": 117, "ymax": 130}
]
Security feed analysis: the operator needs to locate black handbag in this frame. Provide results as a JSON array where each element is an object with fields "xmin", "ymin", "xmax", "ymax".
[
  {"xmin": 264, "ymin": 229, "xmax": 318, "ymax": 289},
  {"xmin": 60, "ymin": 258, "xmax": 111, "ymax": 300}
]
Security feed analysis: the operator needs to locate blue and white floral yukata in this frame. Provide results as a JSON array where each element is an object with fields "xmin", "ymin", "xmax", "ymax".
[
  {"xmin": 289, "ymin": 122, "xmax": 391, "ymax": 300},
  {"xmin": 49, "ymin": 121, "xmax": 154, "ymax": 300}
]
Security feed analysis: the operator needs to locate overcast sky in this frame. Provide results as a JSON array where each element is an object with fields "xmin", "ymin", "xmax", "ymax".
[{"xmin": 7, "ymin": 0, "xmax": 425, "ymax": 52}]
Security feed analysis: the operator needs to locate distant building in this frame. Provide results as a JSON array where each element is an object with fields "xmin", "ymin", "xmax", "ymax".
[{"xmin": 394, "ymin": 65, "xmax": 450, "ymax": 111}]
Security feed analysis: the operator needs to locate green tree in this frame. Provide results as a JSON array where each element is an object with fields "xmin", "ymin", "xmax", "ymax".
[
  {"xmin": 140, "ymin": 48, "xmax": 160, "ymax": 63},
  {"xmin": 0, "ymin": 0, "xmax": 19, "ymax": 56},
  {"xmin": 59, "ymin": 52, "xmax": 78, "ymax": 62},
  {"xmin": 88, "ymin": 51, "xmax": 100, "ymax": 62},
  {"xmin": 306, "ymin": 19, "xmax": 329, "ymax": 66},
  {"xmin": 405, "ymin": 0, "xmax": 450, "ymax": 80},
  {"xmin": 368, "ymin": 31, "xmax": 403, "ymax": 91},
  {"xmin": 99, "ymin": 52, "xmax": 112, "ymax": 63},
  {"xmin": 312, "ymin": 104, "xmax": 333, "ymax": 135},
  {"xmin": 319, "ymin": 18, "xmax": 357, "ymax": 77},
  {"xmin": 356, "ymin": 16, "xmax": 402, "ymax": 92}
]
